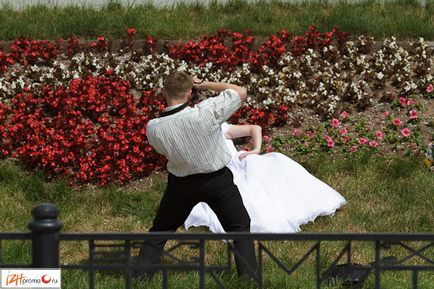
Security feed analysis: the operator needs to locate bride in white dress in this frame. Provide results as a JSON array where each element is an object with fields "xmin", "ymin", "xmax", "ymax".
[{"xmin": 184, "ymin": 122, "xmax": 347, "ymax": 233}]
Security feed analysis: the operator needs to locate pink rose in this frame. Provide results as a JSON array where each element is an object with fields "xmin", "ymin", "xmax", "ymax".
[
  {"xmin": 340, "ymin": 127, "xmax": 348, "ymax": 136},
  {"xmin": 369, "ymin": 140, "xmax": 379, "ymax": 148},
  {"xmin": 327, "ymin": 139, "xmax": 335, "ymax": 148},
  {"xmin": 265, "ymin": 144, "xmax": 273, "ymax": 153},
  {"xmin": 399, "ymin": 96, "xmax": 407, "ymax": 107},
  {"xmin": 401, "ymin": 128, "xmax": 411, "ymax": 137},
  {"xmin": 340, "ymin": 111, "xmax": 349, "ymax": 119},
  {"xmin": 376, "ymin": 131, "xmax": 383, "ymax": 140},
  {"xmin": 305, "ymin": 131, "xmax": 314, "ymax": 139},
  {"xmin": 382, "ymin": 111, "xmax": 390, "ymax": 118},
  {"xmin": 351, "ymin": 145, "xmax": 358, "ymax": 154},
  {"xmin": 263, "ymin": 135, "xmax": 271, "ymax": 142},
  {"xmin": 426, "ymin": 84, "xmax": 433, "ymax": 93},
  {"xmin": 408, "ymin": 109, "xmax": 418, "ymax": 120},
  {"xmin": 407, "ymin": 98, "xmax": 415, "ymax": 106},
  {"xmin": 331, "ymin": 118, "xmax": 340, "ymax": 128},
  {"xmin": 392, "ymin": 117, "xmax": 402, "ymax": 126},
  {"xmin": 358, "ymin": 137, "xmax": 368, "ymax": 145},
  {"xmin": 292, "ymin": 129, "xmax": 301, "ymax": 137}
]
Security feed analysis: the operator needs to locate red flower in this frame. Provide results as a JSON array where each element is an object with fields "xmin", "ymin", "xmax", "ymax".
[
  {"xmin": 358, "ymin": 137, "xmax": 368, "ymax": 145},
  {"xmin": 408, "ymin": 109, "xmax": 418, "ymax": 120},
  {"xmin": 351, "ymin": 145, "xmax": 358, "ymax": 154},
  {"xmin": 340, "ymin": 111, "xmax": 349, "ymax": 119},
  {"xmin": 392, "ymin": 117, "xmax": 402, "ymax": 126},
  {"xmin": 401, "ymin": 128, "xmax": 411, "ymax": 137},
  {"xmin": 376, "ymin": 131, "xmax": 383, "ymax": 140},
  {"xmin": 292, "ymin": 129, "xmax": 301, "ymax": 137},
  {"xmin": 331, "ymin": 118, "xmax": 340, "ymax": 128},
  {"xmin": 340, "ymin": 127, "xmax": 348, "ymax": 136},
  {"xmin": 127, "ymin": 28, "xmax": 137, "ymax": 35},
  {"xmin": 382, "ymin": 111, "xmax": 390, "ymax": 118}
]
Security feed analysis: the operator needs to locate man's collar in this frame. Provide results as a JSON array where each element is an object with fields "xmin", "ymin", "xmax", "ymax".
[
  {"xmin": 160, "ymin": 102, "xmax": 189, "ymax": 117},
  {"xmin": 165, "ymin": 103, "xmax": 184, "ymax": 112}
]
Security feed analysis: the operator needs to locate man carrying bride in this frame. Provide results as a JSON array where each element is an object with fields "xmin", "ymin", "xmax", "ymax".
[{"xmin": 134, "ymin": 71, "xmax": 258, "ymax": 280}]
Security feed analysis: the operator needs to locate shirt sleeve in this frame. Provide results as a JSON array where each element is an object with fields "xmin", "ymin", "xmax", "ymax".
[
  {"xmin": 197, "ymin": 89, "xmax": 241, "ymax": 124},
  {"xmin": 221, "ymin": 122, "xmax": 231, "ymax": 134}
]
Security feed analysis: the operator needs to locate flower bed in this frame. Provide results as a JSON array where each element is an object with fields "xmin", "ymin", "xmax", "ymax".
[{"xmin": 0, "ymin": 26, "xmax": 433, "ymax": 186}]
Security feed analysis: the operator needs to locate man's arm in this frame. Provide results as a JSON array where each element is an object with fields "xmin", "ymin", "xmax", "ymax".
[{"xmin": 194, "ymin": 79, "xmax": 247, "ymax": 105}]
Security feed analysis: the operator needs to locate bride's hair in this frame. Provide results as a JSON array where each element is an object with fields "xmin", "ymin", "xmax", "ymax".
[{"xmin": 163, "ymin": 71, "xmax": 193, "ymax": 100}]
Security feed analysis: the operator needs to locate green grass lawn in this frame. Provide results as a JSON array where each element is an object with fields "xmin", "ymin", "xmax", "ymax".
[
  {"xmin": 0, "ymin": 153, "xmax": 433, "ymax": 288},
  {"xmin": 0, "ymin": 0, "xmax": 433, "ymax": 40}
]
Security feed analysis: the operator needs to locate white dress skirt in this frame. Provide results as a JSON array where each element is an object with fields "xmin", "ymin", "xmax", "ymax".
[{"xmin": 184, "ymin": 123, "xmax": 347, "ymax": 233}]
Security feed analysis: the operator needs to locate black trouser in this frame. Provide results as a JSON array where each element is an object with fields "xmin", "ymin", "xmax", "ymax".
[{"xmin": 136, "ymin": 167, "xmax": 258, "ymax": 279}]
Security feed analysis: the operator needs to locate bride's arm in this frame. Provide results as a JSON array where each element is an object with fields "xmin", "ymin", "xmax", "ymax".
[{"xmin": 226, "ymin": 125, "xmax": 262, "ymax": 160}]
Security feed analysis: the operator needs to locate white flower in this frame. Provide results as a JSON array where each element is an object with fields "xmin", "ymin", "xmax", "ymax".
[
  {"xmin": 377, "ymin": 72, "xmax": 384, "ymax": 80},
  {"xmin": 404, "ymin": 81, "xmax": 417, "ymax": 92},
  {"xmin": 293, "ymin": 71, "xmax": 302, "ymax": 79}
]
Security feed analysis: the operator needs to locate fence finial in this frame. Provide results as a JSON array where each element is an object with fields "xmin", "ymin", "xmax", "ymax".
[{"xmin": 28, "ymin": 203, "xmax": 63, "ymax": 268}]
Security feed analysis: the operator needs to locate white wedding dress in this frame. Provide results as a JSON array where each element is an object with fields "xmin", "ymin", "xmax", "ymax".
[{"xmin": 184, "ymin": 123, "xmax": 346, "ymax": 233}]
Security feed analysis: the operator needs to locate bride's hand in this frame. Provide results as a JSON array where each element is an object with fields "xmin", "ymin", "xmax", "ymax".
[{"xmin": 238, "ymin": 150, "xmax": 260, "ymax": 160}]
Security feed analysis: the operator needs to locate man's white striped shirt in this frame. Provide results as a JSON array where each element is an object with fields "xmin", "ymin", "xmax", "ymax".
[{"xmin": 146, "ymin": 89, "xmax": 241, "ymax": 177}]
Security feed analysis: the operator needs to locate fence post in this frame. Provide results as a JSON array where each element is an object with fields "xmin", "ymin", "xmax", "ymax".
[{"xmin": 28, "ymin": 203, "xmax": 63, "ymax": 268}]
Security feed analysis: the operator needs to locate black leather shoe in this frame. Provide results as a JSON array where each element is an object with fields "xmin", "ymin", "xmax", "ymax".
[{"xmin": 131, "ymin": 257, "xmax": 157, "ymax": 280}]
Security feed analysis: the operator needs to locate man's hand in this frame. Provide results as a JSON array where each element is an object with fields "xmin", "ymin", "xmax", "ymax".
[
  {"xmin": 193, "ymin": 77, "xmax": 204, "ymax": 90},
  {"xmin": 192, "ymin": 78, "xmax": 247, "ymax": 103}
]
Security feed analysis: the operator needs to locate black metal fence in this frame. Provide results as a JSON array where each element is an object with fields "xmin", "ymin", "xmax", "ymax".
[{"xmin": 0, "ymin": 204, "xmax": 433, "ymax": 289}]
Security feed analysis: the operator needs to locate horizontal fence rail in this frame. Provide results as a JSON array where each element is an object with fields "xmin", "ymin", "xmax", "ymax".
[{"xmin": 0, "ymin": 204, "xmax": 433, "ymax": 289}]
